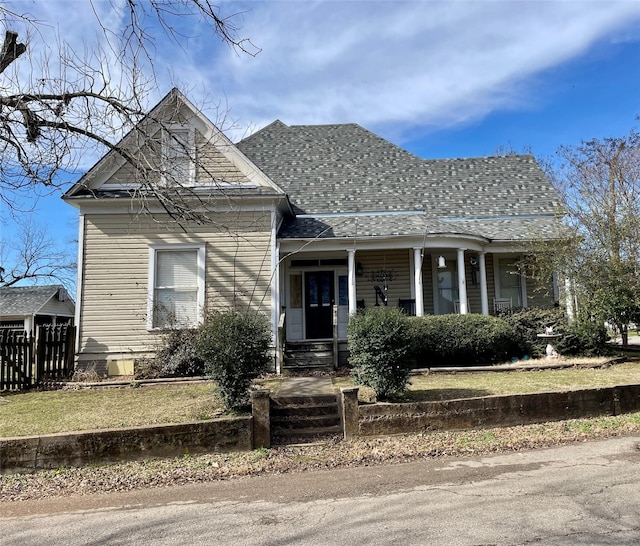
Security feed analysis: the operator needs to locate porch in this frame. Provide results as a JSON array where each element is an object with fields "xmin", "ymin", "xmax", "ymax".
[{"xmin": 279, "ymin": 247, "xmax": 555, "ymax": 343}]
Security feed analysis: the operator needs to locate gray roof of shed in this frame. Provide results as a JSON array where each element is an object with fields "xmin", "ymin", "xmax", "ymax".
[
  {"xmin": 0, "ymin": 285, "xmax": 73, "ymax": 317},
  {"xmin": 237, "ymin": 121, "xmax": 562, "ymax": 241}
]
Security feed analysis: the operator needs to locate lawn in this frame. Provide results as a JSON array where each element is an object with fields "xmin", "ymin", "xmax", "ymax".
[
  {"xmin": 2, "ymin": 358, "xmax": 639, "ymax": 438},
  {"xmin": 0, "ymin": 377, "xmax": 282, "ymax": 438},
  {"xmin": 334, "ymin": 357, "xmax": 640, "ymax": 403}
]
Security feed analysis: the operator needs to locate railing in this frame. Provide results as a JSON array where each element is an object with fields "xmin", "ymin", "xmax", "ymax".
[{"xmin": 0, "ymin": 325, "xmax": 76, "ymax": 391}]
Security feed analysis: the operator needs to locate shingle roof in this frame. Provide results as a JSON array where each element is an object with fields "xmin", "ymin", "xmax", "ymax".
[
  {"xmin": 0, "ymin": 285, "xmax": 72, "ymax": 317},
  {"xmin": 278, "ymin": 214, "xmax": 562, "ymax": 241},
  {"xmin": 237, "ymin": 121, "xmax": 561, "ymax": 241}
]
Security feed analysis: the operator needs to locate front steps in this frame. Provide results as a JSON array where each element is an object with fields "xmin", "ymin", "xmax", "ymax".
[
  {"xmin": 283, "ymin": 342, "xmax": 335, "ymax": 372},
  {"xmin": 270, "ymin": 393, "xmax": 342, "ymax": 445}
]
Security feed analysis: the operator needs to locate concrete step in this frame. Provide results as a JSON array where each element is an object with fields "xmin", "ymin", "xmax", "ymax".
[
  {"xmin": 272, "ymin": 425, "xmax": 343, "ymax": 442},
  {"xmin": 270, "ymin": 388, "xmax": 342, "ymax": 445},
  {"xmin": 271, "ymin": 413, "xmax": 341, "ymax": 429},
  {"xmin": 271, "ymin": 394, "xmax": 337, "ymax": 407}
]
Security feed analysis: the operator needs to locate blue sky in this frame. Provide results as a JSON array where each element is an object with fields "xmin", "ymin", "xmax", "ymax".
[{"xmin": 1, "ymin": 0, "xmax": 640, "ymax": 294}]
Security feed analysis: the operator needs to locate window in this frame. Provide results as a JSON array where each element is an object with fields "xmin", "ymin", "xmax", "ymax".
[
  {"xmin": 496, "ymin": 257, "xmax": 523, "ymax": 308},
  {"xmin": 148, "ymin": 246, "xmax": 205, "ymax": 329},
  {"xmin": 162, "ymin": 127, "xmax": 195, "ymax": 185}
]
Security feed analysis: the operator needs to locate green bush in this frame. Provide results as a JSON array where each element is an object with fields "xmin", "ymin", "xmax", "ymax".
[
  {"xmin": 501, "ymin": 308, "xmax": 569, "ymax": 358},
  {"xmin": 135, "ymin": 329, "xmax": 205, "ymax": 379},
  {"xmin": 558, "ymin": 318, "xmax": 609, "ymax": 356},
  {"xmin": 348, "ymin": 308, "xmax": 411, "ymax": 400},
  {"xmin": 498, "ymin": 307, "xmax": 609, "ymax": 357},
  {"xmin": 196, "ymin": 310, "xmax": 271, "ymax": 410},
  {"xmin": 408, "ymin": 314, "xmax": 523, "ymax": 367}
]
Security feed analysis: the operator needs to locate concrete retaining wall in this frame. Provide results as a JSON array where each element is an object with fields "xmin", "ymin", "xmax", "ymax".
[
  {"xmin": 357, "ymin": 384, "xmax": 640, "ymax": 436},
  {"xmin": 0, "ymin": 417, "xmax": 252, "ymax": 474}
]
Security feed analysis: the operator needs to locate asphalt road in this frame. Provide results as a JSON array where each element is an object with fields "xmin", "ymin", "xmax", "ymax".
[{"xmin": 3, "ymin": 434, "xmax": 640, "ymax": 545}]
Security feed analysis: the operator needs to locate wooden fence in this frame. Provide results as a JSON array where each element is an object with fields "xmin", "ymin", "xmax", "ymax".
[{"xmin": 0, "ymin": 325, "xmax": 76, "ymax": 391}]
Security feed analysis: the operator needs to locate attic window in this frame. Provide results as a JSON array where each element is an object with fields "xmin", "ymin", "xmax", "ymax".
[{"xmin": 162, "ymin": 127, "xmax": 195, "ymax": 186}]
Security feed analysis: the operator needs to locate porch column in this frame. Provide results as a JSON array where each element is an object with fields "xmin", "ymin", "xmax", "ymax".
[
  {"xmin": 413, "ymin": 247, "xmax": 424, "ymax": 316},
  {"xmin": 479, "ymin": 252, "xmax": 489, "ymax": 315},
  {"xmin": 347, "ymin": 249, "xmax": 357, "ymax": 315},
  {"xmin": 456, "ymin": 248, "xmax": 468, "ymax": 314}
]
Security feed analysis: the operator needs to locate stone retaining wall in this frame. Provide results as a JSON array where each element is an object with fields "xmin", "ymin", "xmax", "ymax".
[
  {"xmin": 356, "ymin": 384, "xmax": 640, "ymax": 436},
  {"xmin": 1, "ymin": 417, "xmax": 252, "ymax": 474}
]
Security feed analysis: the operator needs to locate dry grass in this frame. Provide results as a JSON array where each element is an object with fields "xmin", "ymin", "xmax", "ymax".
[
  {"xmin": 0, "ymin": 382, "xmax": 218, "ymax": 438},
  {"xmin": 334, "ymin": 357, "xmax": 640, "ymax": 403},
  {"xmin": 0, "ymin": 377, "xmax": 285, "ymax": 439}
]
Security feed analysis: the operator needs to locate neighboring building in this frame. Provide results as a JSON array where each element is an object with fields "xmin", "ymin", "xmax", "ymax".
[
  {"xmin": 63, "ymin": 89, "xmax": 561, "ymax": 375},
  {"xmin": 0, "ymin": 285, "xmax": 75, "ymax": 332}
]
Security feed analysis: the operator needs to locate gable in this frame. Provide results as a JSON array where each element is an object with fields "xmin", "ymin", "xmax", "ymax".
[
  {"xmin": 64, "ymin": 89, "xmax": 284, "ymax": 199},
  {"xmin": 0, "ymin": 285, "xmax": 75, "ymax": 318}
]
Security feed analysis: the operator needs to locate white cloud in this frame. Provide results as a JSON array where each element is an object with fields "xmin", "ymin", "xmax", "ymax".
[
  {"xmin": 177, "ymin": 1, "xmax": 640, "ymax": 141},
  {"xmin": 3, "ymin": 0, "xmax": 640, "ymax": 145}
]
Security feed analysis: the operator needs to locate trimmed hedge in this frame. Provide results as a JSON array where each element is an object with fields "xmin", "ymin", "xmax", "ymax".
[{"xmin": 408, "ymin": 314, "xmax": 523, "ymax": 367}]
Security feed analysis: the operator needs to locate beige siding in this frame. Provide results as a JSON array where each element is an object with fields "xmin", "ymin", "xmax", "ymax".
[
  {"xmin": 526, "ymin": 271, "xmax": 556, "ymax": 308},
  {"xmin": 78, "ymin": 212, "xmax": 273, "ymax": 362},
  {"xmin": 354, "ymin": 249, "xmax": 412, "ymax": 310},
  {"xmin": 109, "ymin": 132, "xmax": 254, "ymax": 187},
  {"xmin": 196, "ymin": 135, "xmax": 251, "ymax": 184}
]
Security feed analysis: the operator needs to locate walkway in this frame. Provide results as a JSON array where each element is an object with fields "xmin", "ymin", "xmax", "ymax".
[{"xmin": 275, "ymin": 377, "xmax": 335, "ymax": 398}]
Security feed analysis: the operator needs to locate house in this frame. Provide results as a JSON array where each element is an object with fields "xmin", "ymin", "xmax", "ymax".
[
  {"xmin": 0, "ymin": 285, "xmax": 75, "ymax": 332},
  {"xmin": 63, "ymin": 89, "xmax": 561, "ymax": 375}
]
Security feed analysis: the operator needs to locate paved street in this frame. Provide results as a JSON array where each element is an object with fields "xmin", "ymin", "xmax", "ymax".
[{"xmin": 2, "ymin": 434, "xmax": 640, "ymax": 545}]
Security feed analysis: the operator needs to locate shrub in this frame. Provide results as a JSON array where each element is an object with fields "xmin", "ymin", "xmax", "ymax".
[
  {"xmin": 501, "ymin": 308, "xmax": 569, "ymax": 358},
  {"xmin": 348, "ymin": 308, "xmax": 411, "ymax": 400},
  {"xmin": 408, "ymin": 314, "xmax": 523, "ymax": 367},
  {"xmin": 196, "ymin": 310, "xmax": 271, "ymax": 410},
  {"xmin": 134, "ymin": 329, "xmax": 205, "ymax": 379},
  {"xmin": 558, "ymin": 318, "xmax": 609, "ymax": 356}
]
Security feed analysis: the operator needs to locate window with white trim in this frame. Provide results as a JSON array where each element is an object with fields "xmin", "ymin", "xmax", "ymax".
[
  {"xmin": 148, "ymin": 246, "xmax": 205, "ymax": 329},
  {"xmin": 162, "ymin": 127, "xmax": 195, "ymax": 186}
]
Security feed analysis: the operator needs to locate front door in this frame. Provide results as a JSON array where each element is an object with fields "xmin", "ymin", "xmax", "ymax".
[{"xmin": 305, "ymin": 271, "xmax": 334, "ymax": 339}]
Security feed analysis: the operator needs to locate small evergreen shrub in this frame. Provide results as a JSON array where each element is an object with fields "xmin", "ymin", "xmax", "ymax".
[
  {"xmin": 557, "ymin": 318, "xmax": 609, "ymax": 356},
  {"xmin": 197, "ymin": 310, "xmax": 271, "ymax": 410},
  {"xmin": 348, "ymin": 308, "xmax": 411, "ymax": 400},
  {"xmin": 501, "ymin": 308, "xmax": 569, "ymax": 358},
  {"xmin": 134, "ymin": 329, "xmax": 205, "ymax": 379},
  {"xmin": 408, "ymin": 314, "xmax": 522, "ymax": 367}
]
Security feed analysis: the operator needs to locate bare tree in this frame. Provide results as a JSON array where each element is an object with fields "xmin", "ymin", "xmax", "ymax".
[
  {"xmin": 0, "ymin": 216, "xmax": 76, "ymax": 291},
  {"xmin": 532, "ymin": 128, "xmax": 640, "ymax": 344},
  {"xmin": 0, "ymin": 2, "xmax": 259, "ymax": 220}
]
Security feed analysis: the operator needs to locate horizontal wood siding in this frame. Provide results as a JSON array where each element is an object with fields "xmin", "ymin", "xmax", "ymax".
[
  {"xmin": 196, "ymin": 135, "xmax": 251, "ymax": 184},
  {"xmin": 354, "ymin": 249, "xmax": 411, "ymax": 311},
  {"xmin": 422, "ymin": 254, "xmax": 434, "ymax": 315},
  {"xmin": 79, "ymin": 212, "xmax": 272, "ymax": 361},
  {"xmin": 526, "ymin": 272, "xmax": 556, "ymax": 308}
]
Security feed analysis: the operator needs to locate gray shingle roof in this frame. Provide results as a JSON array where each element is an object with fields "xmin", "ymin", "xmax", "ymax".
[
  {"xmin": 0, "ymin": 285, "xmax": 71, "ymax": 317},
  {"xmin": 237, "ymin": 121, "xmax": 561, "ymax": 241},
  {"xmin": 278, "ymin": 214, "xmax": 562, "ymax": 241}
]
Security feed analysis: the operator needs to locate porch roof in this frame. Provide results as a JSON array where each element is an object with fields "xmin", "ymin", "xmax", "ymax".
[{"xmin": 277, "ymin": 212, "xmax": 563, "ymax": 242}]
